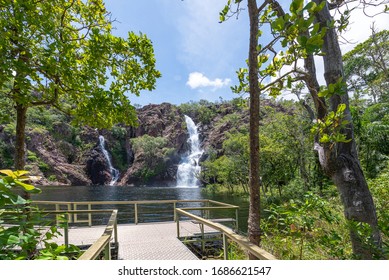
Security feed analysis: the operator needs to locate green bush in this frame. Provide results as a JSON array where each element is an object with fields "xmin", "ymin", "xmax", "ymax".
[
  {"xmin": 26, "ymin": 107, "xmax": 67, "ymax": 132},
  {"xmin": 131, "ymin": 135, "xmax": 168, "ymax": 159},
  {"xmin": 0, "ymin": 170, "xmax": 80, "ymax": 260},
  {"xmin": 27, "ymin": 150, "xmax": 38, "ymax": 162},
  {"xmin": 179, "ymin": 100, "xmax": 217, "ymax": 124},
  {"xmin": 368, "ymin": 163, "xmax": 389, "ymax": 257},
  {"xmin": 3, "ymin": 123, "xmax": 16, "ymax": 135},
  {"xmin": 111, "ymin": 125, "xmax": 127, "ymax": 140},
  {"xmin": 261, "ymin": 192, "xmax": 351, "ymax": 259},
  {"xmin": 130, "ymin": 135, "xmax": 172, "ymax": 181}
]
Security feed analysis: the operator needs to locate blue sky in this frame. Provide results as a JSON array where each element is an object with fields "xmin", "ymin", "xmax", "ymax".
[
  {"xmin": 104, "ymin": 0, "xmax": 388, "ymax": 106},
  {"xmin": 105, "ymin": 0, "xmax": 250, "ymax": 106}
]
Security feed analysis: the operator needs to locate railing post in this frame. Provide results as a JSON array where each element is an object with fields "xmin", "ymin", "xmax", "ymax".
[
  {"xmin": 134, "ymin": 203, "xmax": 138, "ymax": 225},
  {"xmin": 114, "ymin": 219, "xmax": 118, "ymax": 245},
  {"xmin": 55, "ymin": 204, "xmax": 60, "ymax": 226},
  {"xmin": 64, "ymin": 216, "xmax": 69, "ymax": 249},
  {"xmin": 88, "ymin": 204, "xmax": 92, "ymax": 227},
  {"xmin": 74, "ymin": 203, "xmax": 78, "ymax": 223},
  {"xmin": 235, "ymin": 208, "xmax": 239, "ymax": 232},
  {"xmin": 173, "ymin": 202, "xmax": 177, "ymax": 222},
  {"xmin": 67, "ymin": 203, "xmax": 72, "ymax": 223},
  {"xmin": 104, "ymin": 242, "xmax": 111, "ymax": 260},
  {"xmin": 176, "ymin": 211, "xmax": 180, "ymax": 238},
  {"xmin": 200, "ymin": 223, "xmax": 205, "ymax": 254},
  {"xmin": 206, "ymin": 201, "xmax": 210, "ymax": 219},
  {"xmin": 223, "ymin": 233, "xmax": 228, "ymax": 260}
]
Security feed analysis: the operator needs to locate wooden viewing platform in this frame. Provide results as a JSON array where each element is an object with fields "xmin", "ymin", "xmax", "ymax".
[
  {"xmin": 28, "ymin": 199, "xmax": 276, "ymax": 260},
  {"xmin": 52, "ymin": 221, "xmax": 216, "ymax": 260}
]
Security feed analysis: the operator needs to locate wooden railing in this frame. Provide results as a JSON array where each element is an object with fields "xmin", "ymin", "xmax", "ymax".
[
  {"xmin": 33, "ymin": 199, "xmax": 239, "ymax": 227},
  {"xmin": 31, "ymin": 199, "xmax": 275, "ymax": 260},
  {"xmin": 176, "ymin": 207, "xmax": 276, "ymax": 260},
  {"xmin": 78, "ymin": 209, "xmax": 118, "ymax": 260}
]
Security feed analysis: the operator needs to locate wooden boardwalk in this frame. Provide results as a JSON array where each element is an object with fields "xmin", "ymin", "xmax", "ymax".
[{"xmin": 52, "ymin": 221, "xmax": 216, "ymax": 260}]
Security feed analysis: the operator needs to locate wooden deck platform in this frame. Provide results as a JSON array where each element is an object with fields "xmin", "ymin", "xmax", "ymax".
[{"xmin": 52, "ymin": 221, "xmax": 216, "ymax": 260}]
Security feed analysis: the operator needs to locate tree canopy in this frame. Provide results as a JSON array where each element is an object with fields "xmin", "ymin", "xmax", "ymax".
[
  {"xmin": 0, "ymin": 0, "xmax": 160, "ymax": 128},
  {"xmin": 220, "ymin": 0, "xmax": 387, "ymax": 259},
  {"xmin": 343, "ymin": 29, "xmax": 389, "ymax": 103},
  {"xmin": 0, "ymin": 0, "xmax": 161, "ymax": 170}
]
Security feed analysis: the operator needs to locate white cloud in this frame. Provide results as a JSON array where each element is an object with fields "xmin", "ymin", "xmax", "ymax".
[{"xmin": 186, "ymin": 72, "xmax": 231, "ymax": 90}]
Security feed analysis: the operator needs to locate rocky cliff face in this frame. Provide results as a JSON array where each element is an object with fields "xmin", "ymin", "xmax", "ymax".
[
  {"xmin": 85, "ymin": 147, "xmax": 111, "ymax": 185},
  {"xmin": 25, "ymin": 126, "xmax": 95, "ymax": 186},
  {"xmin": 193, "ymin": 103, "xmax": 249, "ymax": 161},
  {"xmin": 0, "ymin": 101, "xmax": 251, "ymax": 186},
  {"xmin": 118, "ymin": 103, "xmax": 187, "ymax": 185}
]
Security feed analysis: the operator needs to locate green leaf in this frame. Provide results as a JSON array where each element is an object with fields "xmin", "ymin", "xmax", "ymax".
[
  {"xmin": 287, "ymin": 76, "xmax": 293, "ymax": 89},
  {"xmin": 337, "ymin": 103, "xmax": 346, "ymax": 113},
  {"xmin": 334, "ymin": 133, "xmax": 352, "ymax": 143},
  {"xmin": 290, "ymin": 0, "xmax": 304, "ymax": 14},
  {"xmin": 311, "ymin": 23, "xmax": 320, "ymax": 36},
  {"xmin": 328, "ymin": 83, "xmax": 335, "ymax": 93},
  {"xmin": 14, "ymin": 171, "xmax": 29, "ymax": 177},
  {"xmin": 14, "ymin": 180, "xmax": 41, "ymax": 193},
  {"xmin": 271, "ymin": 17, "xmax": 285, "ymax": 32},
  {"xmin": 7, "ymin": 235, "xmax": 20, "ymax": 245},
  {"xmin": 0, "ymin": 170, "xmax": 17, "ymax": 178},
  {"xmin": 297, "ymin": 35, "xmax": 308, "ymax": 46},
  {"xmin": 303, "ymin": 2, "xmax": 317, "ymax": 13},
  {"xmin": 318, "ymin": 89, "xmax": 329, "ymax": 97},
  {"xmin": 10, "ymin": 195, "xmax": 27, "ymax": 205},
  {"xmin": 315, "ymin": 1, "xmax": 327, "ymax": 12}
]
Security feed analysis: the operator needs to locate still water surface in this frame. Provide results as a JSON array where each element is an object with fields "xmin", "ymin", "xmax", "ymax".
[{"xmin": 32, "ymin": 185, "xmax": 249, "ymax": 232}]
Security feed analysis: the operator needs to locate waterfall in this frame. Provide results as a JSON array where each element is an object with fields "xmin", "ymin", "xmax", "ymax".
[
  {"xmin": 99, "ymin": 135, "xmax": 120, "ymax": 186},
  {"xmin": 176, "ymin": 115, "xmax": 203, "ymax": 188}
]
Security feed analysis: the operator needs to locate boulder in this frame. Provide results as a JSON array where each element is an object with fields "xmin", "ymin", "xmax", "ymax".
[{"xmin": 85, "ymin": 147, "xmax": 111, "ymax": 185}]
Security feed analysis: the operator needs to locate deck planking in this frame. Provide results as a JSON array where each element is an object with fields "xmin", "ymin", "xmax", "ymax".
[{"xmin": 52, "ymin": 221, "xmax": 217, "ymax": 260}]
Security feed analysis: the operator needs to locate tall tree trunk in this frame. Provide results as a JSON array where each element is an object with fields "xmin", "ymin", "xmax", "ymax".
[
  {"xmin": 247, "ymin": 0, "xmax": 261, "ymax": 259},
  {"xmin": 15, "ymin": 102, "xmax": 29, "ymax": 200},
  {"xmin": 15, "ymin": 103, "xmax": 27, "ymax": 171},
  {"xmin": 313, "ymin": 0, "xmax": 382, "ymax": 259}
]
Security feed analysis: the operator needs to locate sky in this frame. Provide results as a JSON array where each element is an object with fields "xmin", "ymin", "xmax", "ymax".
[{"xmin": 104, "ymin": 0, "xmax": 389, "ymax": 106}]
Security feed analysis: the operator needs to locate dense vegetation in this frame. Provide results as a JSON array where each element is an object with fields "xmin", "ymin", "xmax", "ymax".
[
  {"xmin": 0, "ymin": 0, "xmax": 388, "ymax": 260},
  {"xmin": 190, "ymin": 29, "xmax": 388, "ymax": 259},
  {"xmin": 0, "ymin": 170, "xmax": 81, "ymax": 259},
  {"xmin": 184, "ymin": 96, "xmax": 387, "ymax": 259}
]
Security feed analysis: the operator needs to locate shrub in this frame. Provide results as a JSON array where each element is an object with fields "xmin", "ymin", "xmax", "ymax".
[{"xmin": 0, "ymin": 170, "xmax": 80, "ymax": 260}]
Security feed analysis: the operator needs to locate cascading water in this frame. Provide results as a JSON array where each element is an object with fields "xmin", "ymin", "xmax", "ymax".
[
  {"xmin": 99, "ymin": 135, "xmax": 120, "ymax": 186},
  {"xmin": 176, "ymin": 115, "xmax": 203, "ymax": 188}
]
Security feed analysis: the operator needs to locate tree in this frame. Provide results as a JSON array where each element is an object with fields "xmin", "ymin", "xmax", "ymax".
[
  {"xmin": 130, "ymin": 135, "xmax": 173, "ymax": 181},
  {"xmin": 343, "ymin": 29, "xmax": 389, "ymax": 103},
  {"xmin": 222, "ymin": 0, "xmax": 384, "ymax": 258},
  {"xmin": 260, "ymin": 104, "xmax": 313, "ymax": 195},
  {"xmin": 247, "ymin": 0, "xmax": 262, "ymax": 258},
  {"xmin": 200, "ymin": 131, "xmax": 250, "ymax": 193},
  {"xmin": 220, "ymin": 0, "xmax": 262, "ymax": 258},
  {"xmin": 352, "ymin": 100, "xmax": 389, "ymax": 178},
  {"xmin": 0, "ymin": 0, "xmax": 160, "ymax": 173}
]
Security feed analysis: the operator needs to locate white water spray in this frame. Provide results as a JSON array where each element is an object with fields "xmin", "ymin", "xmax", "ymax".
[
  {"xmin": 176, "ymin": 115, "xmax": 203, "ymax": 188},
  {"xmin": 99, "ymin": 135, "xmax": 120, "ymax": 186}
]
